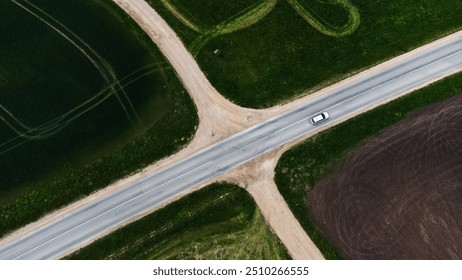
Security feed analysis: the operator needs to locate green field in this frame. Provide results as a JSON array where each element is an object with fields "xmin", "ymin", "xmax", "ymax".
[
  {"xmin": 67, "ymin": 183, "xmax": 290, "ymax": 260},
  {"xmin": 0, "ymin": 0, "xmax": 197, "ymax": 237},
  {"xmin": 159, "ymin": 0, "xmax": 261, "ymax": 30},
  {"xmin": 150, "ymin": 0, "xmax": 462, "ymax": 107},
  {"xmin": 275, "ymin": 72, "xmax": 462, "ymax": 259}
]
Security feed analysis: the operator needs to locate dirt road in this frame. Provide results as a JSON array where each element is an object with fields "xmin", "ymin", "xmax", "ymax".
[
  {"xmin": 111, "ymin": 0, "xmax": 462, "ymax": 260},
  {"xmin": 111, "ymin": 0, "xmax": 325, "ymax": 260},
  {"xmin": 3, "ymin": 0, "xmax": 462, "ymax": 260},
  {"xmin": 220, "ymin": 151, "xmax": 324, "ymax": 260}
]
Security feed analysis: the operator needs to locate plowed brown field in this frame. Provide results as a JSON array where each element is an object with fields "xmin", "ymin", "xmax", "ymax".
[{"xmin": 309, "ymin": 93, "xmax": 462, "ymax": 259}]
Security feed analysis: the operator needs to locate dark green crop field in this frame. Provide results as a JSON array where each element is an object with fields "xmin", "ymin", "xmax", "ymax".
[
  {"xmin": 150, "ymin": 0, "xmax": 462, "ymax": 108},
  {"xmin": 275, "ymin": 72, "xmax": 462, "ymax": 259},
  {"xmin": 67, "ymin": 183, "xmax": 290, "ymax": 260},
  {"xmin": 0, "ymin": 0, "xmax": 197, "ymax": 237}
]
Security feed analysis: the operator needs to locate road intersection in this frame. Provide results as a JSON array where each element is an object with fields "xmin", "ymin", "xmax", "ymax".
[{"xmin": 1, "ymin": 26, "xmax": 462, "ymax": 259}]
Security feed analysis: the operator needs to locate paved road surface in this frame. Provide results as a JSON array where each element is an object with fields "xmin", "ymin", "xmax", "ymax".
[{"xmin": 1, "ymin": 34, "xmax": 462, "ymax": 259}]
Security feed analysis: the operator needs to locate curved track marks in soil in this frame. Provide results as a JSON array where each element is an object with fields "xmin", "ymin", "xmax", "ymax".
[{"xmin": 309, "ymin": 93, "xmax": 462, "ymax": 259}]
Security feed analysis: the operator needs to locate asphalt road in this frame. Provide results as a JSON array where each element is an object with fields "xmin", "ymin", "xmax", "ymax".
[{"xmin": 2, "ymin": 34, "xmax": 462, "ymax": 259}]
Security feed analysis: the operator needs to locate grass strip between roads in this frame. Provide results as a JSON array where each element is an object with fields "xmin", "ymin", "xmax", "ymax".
[
  {"xmin": 66, "ymin": 183, "xmax": 291, "ymax": 260},
  {"xmin": 275, "ymin": 72, "xmax": 462, "ymax": 259}
]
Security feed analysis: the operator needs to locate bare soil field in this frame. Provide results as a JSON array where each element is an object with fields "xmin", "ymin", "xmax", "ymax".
[{"xmin": 309, "ymin": 93, "xmax": 462, "ymax": 259}]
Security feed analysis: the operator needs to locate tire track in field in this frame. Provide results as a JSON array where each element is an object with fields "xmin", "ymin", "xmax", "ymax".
[
  {"xmin": 287, "ymin": 0, "xmax": 360, "ymax": 37},
  {"xmin": 158, "ymin": 0, "xmax": 277, "ymax": 56},
  {"xmin": 190, "ymin": 0, "xmax": 278, "ymax": 55},
  {"xmin": 160, "ymin": 0, "xmax": 359, "ymax": 55},
  {"xmin": 158, "ymin": 0, "xmax": 204, "ymax": 33},
  {"xmin": 9, "ymin": 0, "xmax": 142, "ymax": 128},
  {"xmin": 0, "ymin": 63, "xmax": 167, "ymax": 156}
]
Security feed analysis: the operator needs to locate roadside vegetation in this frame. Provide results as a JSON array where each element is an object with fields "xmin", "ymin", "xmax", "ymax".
[
  {"xmin": 275, "ymin": 72, "xmax": 462, "ymax": 259},
  {"xmin": 150, "ymin": 0, "xmax": 462, "ymax": 107},
  {"xmin": 66, "ymin": 183, "xmax": 290, "ymax": 260},
  {"xmin": 0, "ymin": 0, "xmax": 197, "ymax": 238}
]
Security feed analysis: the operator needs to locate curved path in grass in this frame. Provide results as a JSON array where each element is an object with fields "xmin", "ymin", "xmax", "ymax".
[
  {"xmin": 158, "ymin": 0, "xmax": 203, "ymax": 33},
  {"xmin": 0, "ymin": 0, "xmax": 321, "ymax": 261},
  {"xmin": 3, "ymin": 0, "xmax": 461, "ymax": 261},
  {"xmin": 160, "ymin": 0, "xmax": 360, "ymax": 54},
  {"xmin": 190, "ymin": 0, "xmax": 278, "ymax": 55},
  {"xmin": 3, "ymin": 31, "xmax": 462, "ymax": 259},
  {"xmin": 287, "ymin": 0, "xmax": 360, "ymax": 37}
]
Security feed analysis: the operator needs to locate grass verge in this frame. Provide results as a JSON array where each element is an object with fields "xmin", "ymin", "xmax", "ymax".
[
  {"xmin": 66, "ymin": 183, "xmax": 291, "ymax": 260},
  {"xmin": 275, "ymin": 72, "xmax": 462, "ymax": 259}
]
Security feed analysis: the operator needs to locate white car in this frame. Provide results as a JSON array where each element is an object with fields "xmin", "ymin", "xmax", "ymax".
[{"xmin": 310, "ymin": 111, "xmax": 330, "ymax": 124}]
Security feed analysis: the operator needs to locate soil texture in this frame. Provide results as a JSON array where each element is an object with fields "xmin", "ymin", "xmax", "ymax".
[{"xmin": 309, "ymin": 93, "xmax": 462, "ymax": 259}]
